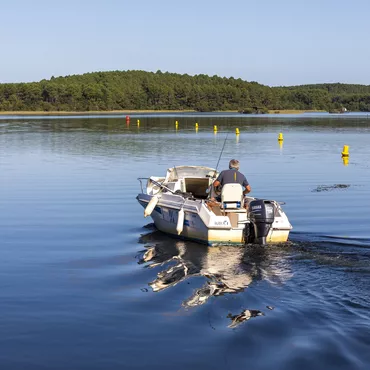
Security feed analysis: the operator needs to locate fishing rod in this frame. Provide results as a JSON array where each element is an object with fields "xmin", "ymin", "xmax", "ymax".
[{"xmin": 213, "ymin": 131, "xmax": 229, "ymax": 177}]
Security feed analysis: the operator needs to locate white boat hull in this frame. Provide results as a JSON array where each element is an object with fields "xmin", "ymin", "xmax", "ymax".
[{"xmin": 137, "ymin": 194, "xmax": 291, "ymax": 246}]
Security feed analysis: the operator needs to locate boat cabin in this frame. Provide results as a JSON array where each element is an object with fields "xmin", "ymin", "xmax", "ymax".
[{"xmin": 147, "ymin": 166, "xmax": 218, "ymax": 199}]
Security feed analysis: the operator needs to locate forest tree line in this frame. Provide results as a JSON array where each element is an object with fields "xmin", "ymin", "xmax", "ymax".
[{"xmin": 1, "ymin": 70, "xmax": 370, "ymax": 112}]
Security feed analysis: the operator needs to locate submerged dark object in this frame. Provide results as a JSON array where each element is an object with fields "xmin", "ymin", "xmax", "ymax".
[
  {"xmin": 227, "ymin": 309, "xmax": 264, "ymax": 328},
  {"xmin": 312, "ymin": 184, "xmax": 350, "ymax": 192}
]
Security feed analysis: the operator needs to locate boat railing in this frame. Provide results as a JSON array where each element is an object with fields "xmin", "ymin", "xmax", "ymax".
[
  {"xmin": 137, "ymin": 177, "xmax": 170, "ymax": 195},
  {"xmin": 137, "ymin": 177, "xmax": 149, "ymax": 193}
]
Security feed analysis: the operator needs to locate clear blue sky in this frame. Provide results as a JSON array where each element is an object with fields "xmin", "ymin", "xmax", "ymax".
[{"xmin": 1, "ymin": 0, "xmax": 369, "ymax": 86}]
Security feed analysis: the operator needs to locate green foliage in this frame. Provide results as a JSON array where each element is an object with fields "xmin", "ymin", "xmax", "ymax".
[
  {"xmin": 238, "ymin": 107, "xmax": 269, "ymax": 114},
  {"xmin": 0, "ymin": 70, "xmax": 370, "ymax": 112},
  {"xmin": 239, "ymin": 108, "xmax": 254, "ymax": 114}
]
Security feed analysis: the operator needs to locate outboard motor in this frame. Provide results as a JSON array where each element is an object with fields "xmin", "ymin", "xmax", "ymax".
[{"xmin": 247, "ymin": 199, "xmax": 275, "ymax": 245}]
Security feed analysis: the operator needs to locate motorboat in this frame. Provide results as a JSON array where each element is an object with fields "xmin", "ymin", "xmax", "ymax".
[{"xmin": 136, "ymin": 165, "xmax": 292, "ymax": 246}]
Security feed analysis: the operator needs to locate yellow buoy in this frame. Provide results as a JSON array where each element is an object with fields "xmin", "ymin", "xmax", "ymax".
[
  {"xmin": 278, "ymin": 132, "xmax": 284, "ymax": 141},
  {"xmin": 195, "ymin": 122, "xmax": 199, "ymax": 129},
  {"xmin": 341, "ymin": 145, "xmax": 349, "ymax": 157},
  {"xmin": 137, "ymin": 119, "xmax": 140, "ymax": 125},
  {"xmin": 214, "ymin": 125, "xmax": 218, "ymax": 132},
  {"xmin": 235, "ymin": 128, "xmax": 240, "ymax": 135}
]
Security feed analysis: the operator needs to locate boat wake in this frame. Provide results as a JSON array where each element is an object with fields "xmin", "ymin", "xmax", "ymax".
[
  {"xmin": 290, "ymin": 231, "xmax": 370, "ymax": 248},
  {"xmin": 137, "ymin": 228, "xmax": 370, "ymax": 330},
  {"xmin": 284, "ymin": 231, "xmax": 370, "ymax": 272}
]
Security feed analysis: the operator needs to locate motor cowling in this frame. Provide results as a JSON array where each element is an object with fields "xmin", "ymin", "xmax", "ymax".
[{"xmin": 247, "ymin": 199, "xmax": 275, "ymax": 245}]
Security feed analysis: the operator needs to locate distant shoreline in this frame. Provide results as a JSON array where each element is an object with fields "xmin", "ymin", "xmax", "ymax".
[
  {"xmin": 0, "ymin": 110, "xmax": 194, "ymax": 116},
  {"xmin": 0, "ymin": 109, "xmax": 326, "ymax": 116}
]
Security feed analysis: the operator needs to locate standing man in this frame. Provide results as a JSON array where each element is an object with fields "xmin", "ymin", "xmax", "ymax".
[{"xmin": 213, "ymin": 159, "xmax": 251, "ymax": 197}]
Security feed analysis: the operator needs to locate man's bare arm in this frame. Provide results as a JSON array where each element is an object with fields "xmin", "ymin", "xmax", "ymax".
[{"xmin": 243, "ymin": 185, "xmax": 251, "ymax": 195}]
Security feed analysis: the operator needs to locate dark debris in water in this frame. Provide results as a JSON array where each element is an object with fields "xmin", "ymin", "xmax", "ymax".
[
  {"xmin": 227, "ymin": 309, "xmax": 264, "ymax": 328},
  {"xmin": 312, "ymin": 184, "xmax": 351, "ymax": 192}
]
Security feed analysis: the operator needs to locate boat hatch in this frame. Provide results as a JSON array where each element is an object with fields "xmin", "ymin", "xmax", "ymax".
[{"xmin": 184, "ymin": 178, "xmax": 210, "ymax": 199}]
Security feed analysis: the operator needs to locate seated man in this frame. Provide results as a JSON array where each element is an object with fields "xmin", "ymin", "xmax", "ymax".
[{"xmin": 213, "ymin": 159, "xmax": 251, "ymax": 201}]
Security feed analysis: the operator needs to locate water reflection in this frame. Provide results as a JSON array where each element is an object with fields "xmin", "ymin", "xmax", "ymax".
[
  {"xmin": 278, "ymin": 139, "xmax": 283, "ymax": 152},
  {"xmin": 138, "ymin": 230, "xmax": 293, "ymax": 310},
  {"xmin": 227, "ymin": 309, "xmax": 264, "ymax": 328}
]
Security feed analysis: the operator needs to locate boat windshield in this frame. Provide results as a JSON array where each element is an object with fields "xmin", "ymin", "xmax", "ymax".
[{"xmin": 165, "ymin": 166, "xmax": 217, "ymax": 182}]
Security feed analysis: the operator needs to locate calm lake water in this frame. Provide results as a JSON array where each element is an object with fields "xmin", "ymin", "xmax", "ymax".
[{"xmin": 1, "ymin": 114, "xmax": 369, "ymax": 370}]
